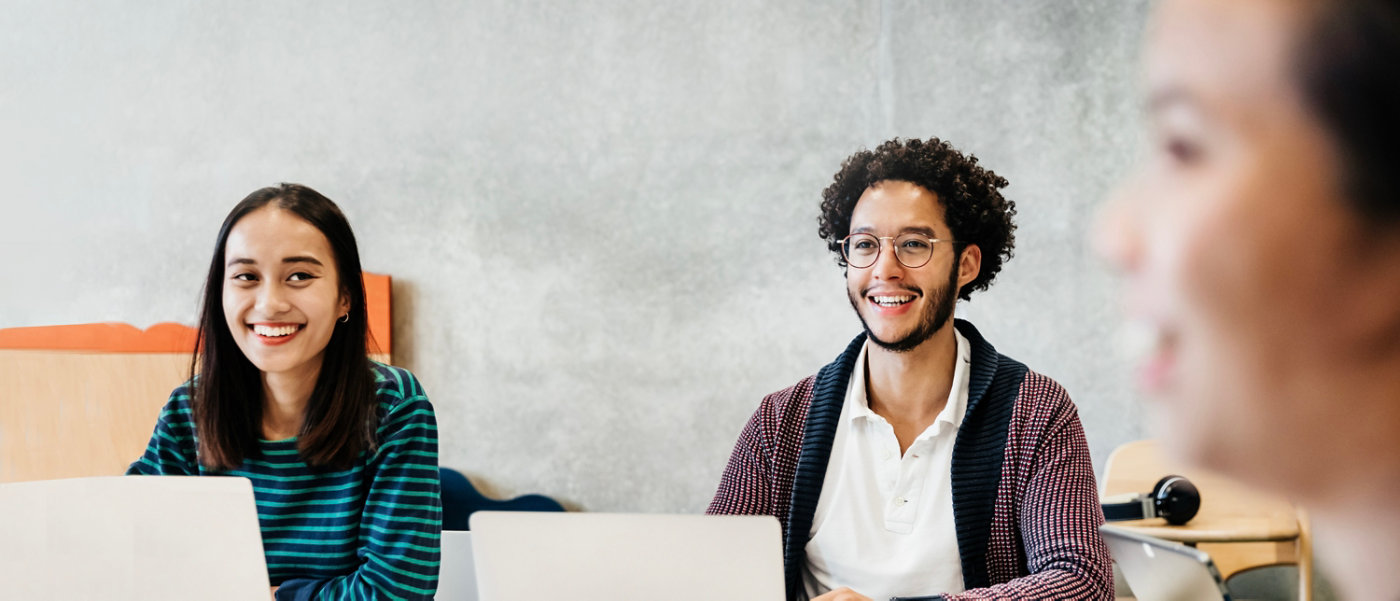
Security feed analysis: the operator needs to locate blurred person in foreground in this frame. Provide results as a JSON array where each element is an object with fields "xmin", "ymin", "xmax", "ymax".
[{"xmin": 1096, "ymin": 0, "xmax": 1400, "ymax": 598}]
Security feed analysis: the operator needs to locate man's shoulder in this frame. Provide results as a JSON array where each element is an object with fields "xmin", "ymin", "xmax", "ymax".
[
  {"xmin": 958, "ymin": 321, "xmax": 1077, "ymax": 419},
  {"xmin": 1015, "ymin": 368, "xmax": 1080, "ymax": 424},
  {"xmin": 755, "ymin": 374, "xmax": 819, "ymax": 423},
  {"xmin": 968, "ymin": 350, "xmax": 1081, "ymax": 442},
  {"xmin": 979, "ymin": 353, "xmax": 1074, "ymax": 406},
  {"xmin": 1017, "ymin": 367, "xmax": 1070, "ymax": 398}
]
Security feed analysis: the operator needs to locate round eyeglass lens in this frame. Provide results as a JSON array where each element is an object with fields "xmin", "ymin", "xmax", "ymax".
[
  {"xmin": 893, "ymin": 234, "xmax": 933, "ymax": 267},
  {"xmin": 843, "ymin": 234, "xmax": 881, "ymax": 268}
]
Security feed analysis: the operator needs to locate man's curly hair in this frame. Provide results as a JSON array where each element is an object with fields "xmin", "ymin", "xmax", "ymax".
[{"xmin": 817, "ymin": 137, "xmax": 1017, "ymax": 301}]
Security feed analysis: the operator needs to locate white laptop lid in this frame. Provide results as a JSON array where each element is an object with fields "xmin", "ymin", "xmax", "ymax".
[
  {"xmin": 470, "ymin": 512, "xmax": 784, "ymax": 601},
  {"xmin": 437, "ymin": 530, "xmax": 479, "ymax": 601},
  {"xmin": 1101, "ymin": 524, "xmax": 1231, "ymax": 601},
  {"xmin": 0, "ymin": 476, "xmax": 270, "ymax": 601}
]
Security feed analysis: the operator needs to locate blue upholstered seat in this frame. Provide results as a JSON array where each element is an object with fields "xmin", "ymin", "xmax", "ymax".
[{"xmin": 439, "ymin": 467, "xmax": 565, "ymax": 531}]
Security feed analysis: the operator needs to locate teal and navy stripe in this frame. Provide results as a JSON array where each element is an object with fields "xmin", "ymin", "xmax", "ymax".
[{"xmin": 128, "ymin": 362, "xmax": 442, "ymax": 601}]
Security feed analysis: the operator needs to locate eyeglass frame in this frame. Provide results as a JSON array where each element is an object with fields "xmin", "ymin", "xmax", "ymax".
[{"xmin": 840, "ymin": 232, "xmax": 962, "ymax": 269}]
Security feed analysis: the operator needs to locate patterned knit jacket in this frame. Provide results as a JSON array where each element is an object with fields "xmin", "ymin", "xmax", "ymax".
[{"xmin": 707, "ymin": 320, "xmax": 1112, "ymax": 600}]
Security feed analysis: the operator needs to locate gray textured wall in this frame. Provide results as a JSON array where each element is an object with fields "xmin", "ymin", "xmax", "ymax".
[{"xmin": 1, "ymin": 0, "xmax": 1151, "ymax": 512}]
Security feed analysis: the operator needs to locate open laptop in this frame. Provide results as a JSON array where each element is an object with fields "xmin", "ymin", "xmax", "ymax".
[
  {"xmin": 0, "ymin": 476, "xmax": 270, "ymax": 600},
  {"xmin": 437, "ymin": 530, "xmax": 479, "ymax": 601},
  {"xmin": 1101, "ymin": 524, "xmax": 1231, "ymax": 601},
  {"xmin": 469, "ymin": 511, "xmax": 784, "ymax": 600}
]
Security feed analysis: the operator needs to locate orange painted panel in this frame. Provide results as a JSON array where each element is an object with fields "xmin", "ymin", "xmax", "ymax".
[
  {"xmin": 0, "ymin": 272, "xmax": 392, "ymax": 356},
  {"xmin": 0, "ymin": 322, "xmax": 196, "ymax": 353},
  {"xmin": 364, "ymin": 272, "xmax": 392, "ymax": 356}
]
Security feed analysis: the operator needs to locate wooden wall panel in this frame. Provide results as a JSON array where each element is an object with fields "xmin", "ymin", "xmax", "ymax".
[{"xmin": 0, "ymin": 351, "xmax": 188, "ymax": 482}]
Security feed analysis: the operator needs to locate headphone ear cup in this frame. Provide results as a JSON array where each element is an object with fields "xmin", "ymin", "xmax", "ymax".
[{"xmin": 1152, "ymin": 475, "xmax": 1201, "ymax": 526}]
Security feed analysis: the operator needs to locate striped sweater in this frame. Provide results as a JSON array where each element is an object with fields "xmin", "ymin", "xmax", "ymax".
[
  {"xmin": 127, "ymin": 362, "xmax": 442, "ymax": 601},
  {"xmin": 707, "ymin": 320, "xmax": 1112, "ymax": 600}
]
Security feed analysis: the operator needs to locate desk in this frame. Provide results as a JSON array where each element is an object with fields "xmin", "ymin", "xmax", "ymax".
[{"xmin": 1101, "ymin": 440, "xmax": 1312, "ymax": 600}]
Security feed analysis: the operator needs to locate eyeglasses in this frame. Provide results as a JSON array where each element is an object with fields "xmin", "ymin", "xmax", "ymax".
[{"xmin": 841, "ymin": 232, "xmax": 958, "ymax": 269}]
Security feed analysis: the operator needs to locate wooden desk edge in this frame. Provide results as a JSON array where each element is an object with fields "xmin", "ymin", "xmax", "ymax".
[{"xmin": 1108, "ymin": 520, "xmax": 1300, "ymax": 543}]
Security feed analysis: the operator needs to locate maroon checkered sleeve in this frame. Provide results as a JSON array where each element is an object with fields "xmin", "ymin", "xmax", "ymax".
[
  {"xmin": 707, "ymin": 377, "xmax": 815, "ymax": 538},
  {"xmin": 946, "ymin": 372, "xmax": 1112, "ymax": 600}
]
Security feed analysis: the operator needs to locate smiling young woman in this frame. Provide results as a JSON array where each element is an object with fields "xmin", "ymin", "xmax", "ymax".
[{"xmin": 127, "ymin": 184, "xmax": 441, "ymax": 600}]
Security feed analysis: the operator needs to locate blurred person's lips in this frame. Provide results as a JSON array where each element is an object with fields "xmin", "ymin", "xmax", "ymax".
[{"xmin": 1117, "ymin": 316, "xmax": 1178, "ymax": 395}]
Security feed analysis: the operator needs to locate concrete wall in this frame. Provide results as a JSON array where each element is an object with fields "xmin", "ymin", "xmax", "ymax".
[{"xmin": 0, "ymin": 0, "xmax": 1151, "ymax": 512}]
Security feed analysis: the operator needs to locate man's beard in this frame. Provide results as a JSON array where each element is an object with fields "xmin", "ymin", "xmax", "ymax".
[{"xmin": 848, "ymin": 259, "xmax": 961, "ymax": 353}]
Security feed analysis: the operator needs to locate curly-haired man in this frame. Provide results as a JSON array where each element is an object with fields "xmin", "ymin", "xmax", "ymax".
[{"xmin": 708, "ymin": 138, "xmax": 1112, "ymax": 601}]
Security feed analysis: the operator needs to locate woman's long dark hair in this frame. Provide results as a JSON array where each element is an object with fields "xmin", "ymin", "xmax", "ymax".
[
  {"xmin": 1297, "ymin": 0, "xmax": 1400, "ymax": 223},
  {"xmin": 192, "ymin": 183, "xmax": 377, "ymax": 471}
]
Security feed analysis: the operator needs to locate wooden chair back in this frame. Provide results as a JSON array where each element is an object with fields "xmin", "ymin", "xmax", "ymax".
[{"xmin": 1102, "ymin": 439, "xmax": 1313, "ymax": 600}]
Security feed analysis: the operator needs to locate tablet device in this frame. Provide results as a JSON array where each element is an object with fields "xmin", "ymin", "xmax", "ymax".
[{"xmin": 1101, "ymin": 523, "xmax": 1231, "ymax": 601}]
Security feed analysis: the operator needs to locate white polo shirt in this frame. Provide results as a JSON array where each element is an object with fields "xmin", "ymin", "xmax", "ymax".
[{"xmin": 802, "ymin": 331, "xmax": 972, "ymax": 600}]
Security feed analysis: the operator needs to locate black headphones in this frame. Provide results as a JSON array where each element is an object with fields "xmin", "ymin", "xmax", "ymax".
[{"xmin": 1101, "ymin": 475, "xmax": 1201, "ymax": 526}]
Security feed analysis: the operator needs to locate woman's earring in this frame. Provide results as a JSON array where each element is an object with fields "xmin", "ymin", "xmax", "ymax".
[{"xmin": 339, "ymin": 313, "xmax": 350, "ymax": 323}]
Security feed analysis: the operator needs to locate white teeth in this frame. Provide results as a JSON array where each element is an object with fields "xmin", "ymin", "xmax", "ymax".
[
  {"xmin": 871, "ymin": 295, "xmax": 914, "ymax": 306},
  {"xmin": 252, "ymin": 324, "xmax": 299, "ymax": 337}
]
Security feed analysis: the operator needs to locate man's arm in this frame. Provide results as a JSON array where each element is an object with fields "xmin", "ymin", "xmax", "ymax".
[
  {"xmin": 706, "ymin": 407, "xmax": 775, "ymax": 516},
  {"xmin": 944, "ymin": 382, "xmax": 1113, "ymax": 600}
]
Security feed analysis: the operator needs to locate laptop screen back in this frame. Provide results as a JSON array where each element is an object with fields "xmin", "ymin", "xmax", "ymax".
[
  {"xmin": 0, "ymin": 476, "xmax": 270, "ymax": 601},
  {"xmin": 469, "ymin": 512, "xmax": 784, "ymax": 601},
  {"xmin": 437, "ymin": 530, "xmax": 479, "ymax": 601},
  {"xmin": 1101, "ymin": 524, "xmax": 1231, "ymax": 601}
]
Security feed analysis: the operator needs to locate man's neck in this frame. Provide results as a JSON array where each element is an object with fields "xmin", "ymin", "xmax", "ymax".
[{"xmin": 865, "ymin": 321, "xmax": 960, "ymax": 427}]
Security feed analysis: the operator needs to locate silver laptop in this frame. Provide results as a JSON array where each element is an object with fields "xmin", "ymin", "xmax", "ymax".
[
  {"xmin": 0, "ymin": 476, "xmax": 270, "ymax": 600},
  {"xmin": 437, "ymin": 530, "xmax": 479, "ymax": 601},
  {"xmin": 470, "ymin": 512, "xmax": 784, "ymax": 600},
  {"xmin": 1101, "ymin": 524, "xmax": 1231, "ymax": 601}
]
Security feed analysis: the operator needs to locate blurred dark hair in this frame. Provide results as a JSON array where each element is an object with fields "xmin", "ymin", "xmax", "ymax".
[
  {"xmin": 1296, "ymin": 0, "xmax": 1400, "ymax": 222},
  {"xmin": 817, "ymin": 137, "xmax": 1017, "ymax": 301},
  {"xmin": 192, "ymin": 183, "xmax": 377, "ymax": 471}
]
